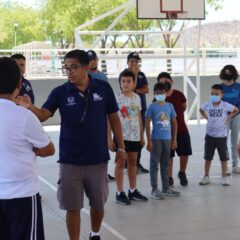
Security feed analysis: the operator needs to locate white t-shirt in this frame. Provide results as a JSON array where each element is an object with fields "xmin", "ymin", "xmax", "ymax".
[
  {"xmin": 201, "ymin": 101, "xmax": 235, "ymax": 137},
  {"xmin": 0, "ymin": 99, "xmax": 50, "ymax": 199},
  {"xmin": 116, "ymin": 91, "xmax": 141, "ymax": 141}
]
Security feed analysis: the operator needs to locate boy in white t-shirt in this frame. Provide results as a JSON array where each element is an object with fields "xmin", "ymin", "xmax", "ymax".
[
  {"xmin": 0, "ymin": 57, "xmax": 55, "ymax": 239},
  {"xmin": 199, "ymin": 84, "xmax": 239, "ymax": 186},
  {"xmin": 109, "ymin": 70, "xmax": 148, "ymax": 205}
]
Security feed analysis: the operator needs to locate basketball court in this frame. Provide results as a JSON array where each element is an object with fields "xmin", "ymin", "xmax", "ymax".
[{"xmin": 39, "ymin": 123, "xmax": 240, "ymax": 240}]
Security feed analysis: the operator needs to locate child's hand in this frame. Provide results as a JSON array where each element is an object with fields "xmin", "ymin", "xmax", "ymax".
[
  {"xmin": 15, "ymin": 95, "xmax": 31, "ymax": 109},
  {"xmin": 147, "ymin": 141, "xmax": 153, "ymax": 152},
  {"xmin": 140, "ymin": 137, "xmax": 145, "ymax": 147},
  {"xmin": 171, "ymin": 139, "xmax": 177, "ymax": 150},
  {"xmin": 108, "ymin": 138, "xmax": 116, "ymax": 152}
]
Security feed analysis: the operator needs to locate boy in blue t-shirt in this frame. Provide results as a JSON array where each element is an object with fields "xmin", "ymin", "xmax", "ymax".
[
  {"xmin": 199, "ymin": 84, "xmax": 239, "ymax": 186},
  {"xmin": 145, "ymin": 83, "xmax": 180, "ymax": 199}
]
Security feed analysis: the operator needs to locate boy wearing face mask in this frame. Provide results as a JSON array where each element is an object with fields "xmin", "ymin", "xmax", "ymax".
[
  {"xmin": 199, "ymin": 84, "xmax": 239, "ymax": 186},
  {"xmin": 220, "ymin": 65, "xmax": 240, "ymax": 174},
  {"xmin": 146, "ymin": 83, "xmax": 180, "ymax": 199}
]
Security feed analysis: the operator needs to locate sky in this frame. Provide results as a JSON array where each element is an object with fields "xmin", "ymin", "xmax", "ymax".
[{"xmin": 14, "ymin": 0, "xmax": 240, "ymax": 24}]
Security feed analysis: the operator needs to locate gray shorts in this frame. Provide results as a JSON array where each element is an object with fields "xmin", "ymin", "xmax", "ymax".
[{"xmin": 57, "ymin": 162, "xmax": 109, "ymax": 210}]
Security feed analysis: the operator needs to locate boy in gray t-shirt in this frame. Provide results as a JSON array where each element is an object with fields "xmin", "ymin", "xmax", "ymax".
[{"xmin": 199, "ymin": 84, "xmax": 239, "ymax": 186}]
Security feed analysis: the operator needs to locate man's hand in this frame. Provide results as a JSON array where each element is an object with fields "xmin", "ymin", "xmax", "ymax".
[
  {"xmin": 15, "ymin": 95, "xmax": 32, "ymax": 109},
  {"xmin": 147, "ymin": 141, "xmax": 153, "ymax": 152},
  {"xmin": 132, "ymin": 65, "xmax": 140, "ymax": 76}
]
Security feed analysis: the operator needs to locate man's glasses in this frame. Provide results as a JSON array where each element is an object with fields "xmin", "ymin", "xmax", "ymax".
[{"xmin": 62, "ymin": 64, "xmax": 83, "ymax": 74}]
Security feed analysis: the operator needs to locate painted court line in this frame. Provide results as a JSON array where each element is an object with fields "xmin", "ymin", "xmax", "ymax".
[{"xmin": 38, "ymin": 176, "xmax": 128, "ymax": 240}]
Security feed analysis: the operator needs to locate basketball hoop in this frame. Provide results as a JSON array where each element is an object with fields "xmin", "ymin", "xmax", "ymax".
[{"xmin": 166, "ymin": 11, "xmax": 178, "ymax": 19}]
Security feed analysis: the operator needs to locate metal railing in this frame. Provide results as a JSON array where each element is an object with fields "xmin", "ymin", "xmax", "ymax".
[{"xmin": 1, "ymin": 48, "xmax": 239, "ymax": 79}]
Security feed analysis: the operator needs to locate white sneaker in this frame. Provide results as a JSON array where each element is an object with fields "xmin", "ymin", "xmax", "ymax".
[
  {"xmin": 232, "ymin": 166, "xmax": 240, "ymax": 174},
  {"xmin": 222, "ymin": 176, "xmax": 230, "ymax": 186},
  {"xmin": 199, "ymin": 176, "xmax": 210, "ymax": 185}
]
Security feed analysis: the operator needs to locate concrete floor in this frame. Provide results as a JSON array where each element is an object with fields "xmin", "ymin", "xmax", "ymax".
[{"xmin": 38, "ymin": 123, "xmax": 240, "ymax": 240}]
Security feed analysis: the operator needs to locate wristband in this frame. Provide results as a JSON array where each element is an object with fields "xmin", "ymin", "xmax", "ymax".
[{"xmin": 117, "ymin": 148, "xmax": 126, "ymax": 153}]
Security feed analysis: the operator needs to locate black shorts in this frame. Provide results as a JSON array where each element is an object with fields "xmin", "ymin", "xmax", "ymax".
[
  {"xmin": 204, "ymin": 134, "xmax": 229, "ymax": 161},
  {"xmin": 124, "ymin": 140, "xmax": 141, "ymax": 153},
  {"xmin": 0, "ymin": 193, "xmax": 44, "ymax": 240},
  {"xmin": 170, "ymin": 133, "xmax": 192, "ymax": 158}
]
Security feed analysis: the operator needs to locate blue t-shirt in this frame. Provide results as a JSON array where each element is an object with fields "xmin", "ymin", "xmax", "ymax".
[
  {"xmin": 88, "ymin": 71, "xmax": 108, "ymax": 82},
  {"xmin": 222, "ymin": 82, "xmax": 240, "ymax": 113},
  {"xmin": 42, "ymin": 76, "xmax": 119, "ymax": 166},
  {"xmin": 19, "ymin": 77, "xmax": 35, "ymax": 104},
  {"xmin": 145, "ymin": 102, "xmax": 176, "ymax": 140},
  {"xmin": 119, "ymin": 69, "xmax": 148, "ymax": 111}
]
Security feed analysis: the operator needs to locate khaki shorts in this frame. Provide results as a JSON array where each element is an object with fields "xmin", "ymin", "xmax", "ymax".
[{"xmin": 57, "ymin": 162, "xmax": 109, "ymax": 210}]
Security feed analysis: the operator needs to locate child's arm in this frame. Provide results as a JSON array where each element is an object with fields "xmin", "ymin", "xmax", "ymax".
[
  {"xmin": 226, "ymin": 107, "xmax": 239, "ymax": 121},
  {"xmin": 199, "ymin": 108, "xmax": 208, "ymax": 120},
  {"xmin": 138, "ymin": 111, "xmax": 145, "ymax": 146},
  {"xmin": 145, "ymin": 117, "xmax": 153, "ymax": 152},
  {"xmin": 171, "ymin": 117, "xmax": 177, "ymax": 150}
]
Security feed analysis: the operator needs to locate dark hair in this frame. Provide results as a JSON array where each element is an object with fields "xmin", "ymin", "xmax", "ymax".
[
  {"xmin": 157, "ymin": 72, "xmax": 172, "ymax": 82},
  {"xmin": 119, "ymin": 70, "xmax": 136, "ymax": 82},
  {"xmin": 211, "ymin": 84, "xmax": 223, "ymax": 92},
  {"xmin": 10, "ymin": 53, "xmax": 26, "ymax": 61},
  {"xmin": 219, "ymin": 65, "xmax": 239, "ymax": 81},
  {"xmin": 0, "ymin": 57, "xmax": 21, "ymax": 94},
  {"xmin": 153, "ymin": 82, "xmax": 168, "ymax": 92},
  {"xmin": 64, "ymin": 49, "xmax": 89, "ymax": 65}
]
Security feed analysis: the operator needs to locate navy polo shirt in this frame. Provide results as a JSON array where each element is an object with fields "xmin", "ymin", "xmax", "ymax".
[
  {"xmin": 19, "ymin": 77, "xmax": 35, "ymax": 104},
  {"xmin": 119, "ymin": 69, "xmax": 148, "ymax": 111},
  {"xmin": 42, "ymin": 76, "xmax": 119, "ymax": 166}
]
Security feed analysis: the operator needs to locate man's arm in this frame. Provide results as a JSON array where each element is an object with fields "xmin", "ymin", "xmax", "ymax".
[
  {"xmin": 135, "ymin": 84, "xmax": 149, "ymax": 94},
  {"xmin": 34, "ymin": 141, "xmax": 55, "ymax": 157},
  {"xmin": 226, "ymin": 107, "xmax": 239, "ymax": 121}
]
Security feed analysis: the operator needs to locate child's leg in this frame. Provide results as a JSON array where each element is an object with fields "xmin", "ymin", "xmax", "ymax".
[
  {"xmin": 150, "ymin": 139, "xmax": 162, "ymax": 190},
  {"xmin": 160, "ymin": 140, "xmax": 171, "ymax": 191},
  {"xmin": 127, "ymin": 152, "xmax": 138, "ymax": 189},
  {"xmin": 221, "ymin": 161, "xmax": 228, "ymax": 176},
  {"xmin": 204, "ymin": 160, "xmax": 212, "ymax": 176},
  {"xmin": 115, "ymin": 153, "xmax": 127, "ymax": 192}
]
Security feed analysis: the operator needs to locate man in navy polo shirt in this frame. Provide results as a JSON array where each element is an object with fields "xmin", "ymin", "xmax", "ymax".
[
  {"xmin": 11, "ymin": 54, "xmax": 35, "ymax": 103},
  {"xmin": 18, "ymin": 50, "xmax": 125, "ymax": 240},
  {"xmin": 119, "ymin": 52, "xmax": 149, "ymax": 173}
]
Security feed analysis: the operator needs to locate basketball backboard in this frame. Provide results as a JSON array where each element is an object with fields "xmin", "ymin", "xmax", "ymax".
[{"xmin": 137, "ymin": 0, "xmax": 205, "ymax": 20}]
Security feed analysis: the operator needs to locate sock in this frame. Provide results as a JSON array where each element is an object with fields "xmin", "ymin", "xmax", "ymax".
[
  {"xmin": 117, "ymin": 191, "xmax": 122, "ymax": 195},
  {"xmin": 91, "ymin": 231, "xmax": 100, "ymax": 237},
  {"xmin": 129, "ymin": 188, "xmax": 136, "ymax": 193}
]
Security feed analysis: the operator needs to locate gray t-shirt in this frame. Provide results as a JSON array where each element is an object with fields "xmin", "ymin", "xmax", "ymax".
[{"xmin": 201, "ymin": 101, "xmax": 235, "ymax": 137}]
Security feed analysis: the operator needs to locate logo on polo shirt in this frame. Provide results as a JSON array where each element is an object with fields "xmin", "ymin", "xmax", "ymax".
[
  {"xmin": 93, "ymin": 93, "xmax": 103, "ymax": 101},
  {"xmin": 66, "ymin": 96, "xmax": 77, "ymax": 106}
]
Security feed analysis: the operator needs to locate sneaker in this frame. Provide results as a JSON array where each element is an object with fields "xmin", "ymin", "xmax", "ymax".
[
  {"xmin": 128, "ymin": 189, "xmax": 148, "ymax": 201},
  {"xmin": 89, "ymin": 234, "xmax": 101, "ymax": 240},
  {"xmin": 162, "ymin": 188, "xmax": 180, "ymax": 197},
  {"xmin": 169, "ymin": 177, "xmax": 174, "ymax": 187},
  {"xmin": 178, "ymin": 171, "xmax": 188, "ymax": 186},
  {"xmin": 137, "ymin": 164, "xmax": 149, "ymax": 174},
  {"xmin": 222, "ymin": 176, "xmax": 230, "ymax": 186},
  {"xmin": 151, "ymin": 189, "xmax": 164, "ymax": 200},
  {"xmin": 116, "ymin": 192, "xmax": 131, "ymax": 205},
  {"xmin": 108, "ymin": 174, "xmax": 115, "ymax": 181},
  {"xmin": 232, "ymin": 166, "xmax": 240, "ymax": 174},
  {"xmin": 199, "ymin": 176, "xmax": 210, "ymax": 185}
]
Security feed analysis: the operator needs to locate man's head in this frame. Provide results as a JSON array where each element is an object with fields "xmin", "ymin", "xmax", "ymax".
[
  {"xmin": 219, "ymin": 65, "xmax": 239, "ymax": 82},
  {"xmin": 157, "ymin": 72, "xmax": 173, "ymax": 91},
  {"xmin": 0, "ymin": 57, "xmax": 21, "ymax": 97},
  {"xmin": 11, "ymin": 53, "xmax": 26, "ymax": 76},
  {"xmin": 63, "ymin": 50, "xmax": 89, "ymax": 84},
  {"xmin": 127, "ymin": 52, "xmax": 141, "ymax": 70},
  {"xmin": 87, "ymin": 50, "xmax": 98, "ymax": 71},
  {"xmin": 119, "ymin": 70, "xmax": 136, "ymax": 92},
  {"xmin": 153, "ymin": 82, "xmax": 168, "ymax": 102}
]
